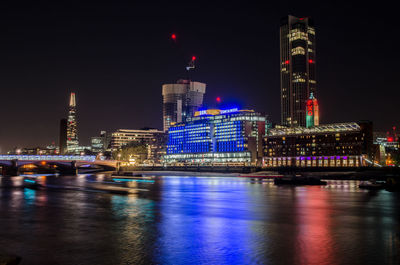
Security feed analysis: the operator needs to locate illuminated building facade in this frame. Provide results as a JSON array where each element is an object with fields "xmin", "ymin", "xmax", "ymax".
[
  {"xmin": 264, "ymin": 121, "xmax": 373, "ymax": 167},
  {"xmin": 110, "ymin": 129, "xmax": 166, "ymax": 163},
  {"xmin": 373, "ymin": 131, "xmax": 400, "ymax": 166},
  {"xmin": 9, "ymin": 145, "xmax": 59, "ymax": 155},
  {"xmin": 91, "ymin": 137, "xmax": 105, "ymax": 153},
  {"xmin": 91, "ymin": 131, "xmax": 111, "ymax": 153},
  {"xmin": 306, "ymin": 93, "xmax": 319, "ymax": 128},
  {"xmin": 164, "ymin": 108, "xmax": 266, "ymax": 166},
  {"xmin": 162, "ymin": 79, "xmax": 206, "ymax": 132},
  {"xmin": 280, "ymin": 15, "xmax": 316, "ymax": 127},
  {"xmin": 66, "ymin": 92, "xmax": 79, "ymax": 153}
]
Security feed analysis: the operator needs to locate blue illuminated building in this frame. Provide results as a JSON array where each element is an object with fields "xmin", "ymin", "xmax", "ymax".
[{"xmin": 165, "ymin": 108, "xmax": 267, "ymax": 166}]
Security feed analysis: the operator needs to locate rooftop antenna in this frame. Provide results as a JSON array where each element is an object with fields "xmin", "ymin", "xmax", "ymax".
[
  {"xmin": 186, "ymin": 56, "xmax": 196, "ymax": 72},
  {"xmin": 185, "ymin": 56, "xmax": 196, "ymax": 83}
]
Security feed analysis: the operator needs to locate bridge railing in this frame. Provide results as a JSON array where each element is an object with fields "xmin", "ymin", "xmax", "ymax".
[{"xmin": 0, "ymin": 155, "xmax": 96, "ymax": 162}]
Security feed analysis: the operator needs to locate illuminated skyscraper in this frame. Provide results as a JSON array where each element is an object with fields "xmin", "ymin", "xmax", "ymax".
[
  {"xmin": 66, "ymin": 92, "xmax": 79, "ymax": 153},
  {"xmin": 162, "ymin": 79, "xmax": 206, "ymax": 132},
  {"xmin": 280, "ymin": 15, "xmax": 316, "ymax": 127}
]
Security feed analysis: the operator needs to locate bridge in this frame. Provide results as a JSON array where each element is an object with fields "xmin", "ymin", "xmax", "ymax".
[{"xmin": 0, "ymin": 155, "xmax": 118, "ymax": 176}]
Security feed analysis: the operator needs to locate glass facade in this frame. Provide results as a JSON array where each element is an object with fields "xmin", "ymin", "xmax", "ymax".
[
  {"xmin": 165, "ymin": 109, "xmax": 266, "ymax": 166},
  {"xmin": 280, "ymin": 15, "xmax": 316, "ymax": 127},
  {"xmin": 66, "ymin": 92, "xmax": 79, "ymax": 153},
  {"xmin": 264, "ymin": 122, "xmax": 374, "ymax": 167},
  {"xmin": 162, "ymin": 80, "xmax": 206, "ymax": 132}
]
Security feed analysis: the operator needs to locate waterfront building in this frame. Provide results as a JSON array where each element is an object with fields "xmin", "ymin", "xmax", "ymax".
[
  {"xmin": 59, "ymin": 118, "xmax": 67, "ymax": 154},
  {"xmin": 164, "ymin": 108, "xmax": 266, "ymax": 166},
  {"xmin": 280, "ymin": 15, "xmax": 316, "ymax": 127},
  {"xmin": 373, "ymin": 131, "xmax": 399, "ymax": 166},
  {"xmin": 263, "ymin": 121, "xmax": 373, "ymax": 167},
  {"xmin": 110, "ymin": 129, "xmax": 166, "ymax": 163},
  {"xmin": 162, "ymin": 79, "xmax": 206, "ymax": 132},
  {"xmin": 66, "ymin": 92, "xmax": 79, "ymax": 153}
]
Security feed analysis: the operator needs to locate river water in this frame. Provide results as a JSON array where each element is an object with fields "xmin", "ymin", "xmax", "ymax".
[{"xmin": 0, "ymin": 174, "xmax": 399, "ymax": 265}]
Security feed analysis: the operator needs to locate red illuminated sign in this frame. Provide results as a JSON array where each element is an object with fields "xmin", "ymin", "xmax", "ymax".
[{"xmin": 306, "ymin": 99, "xmax": 313, "ymax": 116}]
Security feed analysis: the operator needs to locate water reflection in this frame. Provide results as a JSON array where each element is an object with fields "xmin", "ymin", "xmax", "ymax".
[
  {"xmin": 157, "ymin": 177, "xmax": 268, "ymax": 264},
  {"xmin": 295, "ymin": 187, "xmax": 335, "ymax": 265},
  {"xmin": 0, "ymin": 175, "xmax": 399, "ymax": 264}
]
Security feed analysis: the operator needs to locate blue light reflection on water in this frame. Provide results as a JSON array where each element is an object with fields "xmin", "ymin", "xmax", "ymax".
[
  {"xmin": 23, "ymin": 188, "xmax": 36, "ymax": 205},
  {"xmin": 0, "ymin": 176, "xmax": 399, "ymax": 264},
  {"xmin": 155, "ymin": 177, "xmax": 264, "ymax": 265}
]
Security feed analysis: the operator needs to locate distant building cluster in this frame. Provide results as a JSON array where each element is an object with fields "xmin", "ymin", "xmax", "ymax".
[
  {"xmin": 6, "ymin": 15, "xmax": 397, "ymax": 168},
  {"xmin": 373, "ymin": 129, "xmax": 399, "ymax": 166}
]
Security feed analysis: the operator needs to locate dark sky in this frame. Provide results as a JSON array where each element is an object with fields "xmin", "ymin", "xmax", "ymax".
[{"xmin": 0, "ymin": 1, "xmax": 398, "ymax": 152}]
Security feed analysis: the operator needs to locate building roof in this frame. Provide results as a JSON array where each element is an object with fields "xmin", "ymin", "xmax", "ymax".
[
  {"xmin": 268, "ymin": 122, "xmax": 361, "ymax": 136},
  {"xmin": 193, "ymin": 108, "xmax": 254, "ymax": 117}
]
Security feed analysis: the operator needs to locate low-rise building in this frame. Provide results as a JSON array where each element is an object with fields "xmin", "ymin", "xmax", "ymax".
[
  {"xmin": 263, "ymin": 121, "xmax": 373, "ymax": 167},
  {"xmin": 111, "ymin": 129, "xmax": 166, "ymax": 163}
]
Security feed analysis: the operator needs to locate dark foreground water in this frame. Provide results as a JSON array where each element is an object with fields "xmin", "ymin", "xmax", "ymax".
[{"xmin": 1, "ymin": 174, "xmax": 400, "ymax": 265}]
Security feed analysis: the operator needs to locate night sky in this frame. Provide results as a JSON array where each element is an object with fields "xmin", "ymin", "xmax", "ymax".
[{"xmin": 0, "ymin": 1, "xmax": 398, "ymax": 152}]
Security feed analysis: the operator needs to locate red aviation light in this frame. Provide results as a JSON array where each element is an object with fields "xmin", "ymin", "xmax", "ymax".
[
  {"xmin": 192, "ymin": 56, "xmax": 196, "ymax": 61},
  {"xmin": 216, "ymin": 97, "xmax": 221, "ymax": 103},
  {"xmin": 171, "ymin": 33, "xmax": 177, "ymax": 40},
  {"xmin": 309, "ymin": 59, "xmax": 314, "ymax": 63}
]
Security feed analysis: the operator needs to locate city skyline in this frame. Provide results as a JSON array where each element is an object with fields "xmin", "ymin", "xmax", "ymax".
[{"xmin": 0, "ymin": 1, "xmax": 398, "ymax": 152}]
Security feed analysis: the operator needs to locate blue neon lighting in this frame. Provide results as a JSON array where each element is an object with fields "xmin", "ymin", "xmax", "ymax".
[
  {"xmin": 167, "ymin": 113, "xmax": 247, "ymax": 154},
  {"xmin": 220, "ymin": 108, "xmax": 238, "ymax": 114},
  {"xmin": 112, "ymin": 178, "xmax": 155, "ymax": 183},
  {"xmin": 24, "ymin": 179, "xmax": 37, "ymax": 184}
]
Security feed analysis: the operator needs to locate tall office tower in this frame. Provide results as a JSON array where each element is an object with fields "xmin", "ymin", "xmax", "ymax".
[
  {"xmin": 59, "ymin": 118, "xmax": 67, "ymax": 154},
  {"xmin": 280, "ymin": 15, "xmax": 316, "ymax": 127},
  {"xmin": 162, "ymin": 79, "xmax": 206, "ymax": 132},
  {"xmin": 66, "ymin": 92, "xmax": 79, "ymax": 153}
]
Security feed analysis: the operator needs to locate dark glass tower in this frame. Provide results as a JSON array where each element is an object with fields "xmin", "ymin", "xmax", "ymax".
[
  {"xmin": 59, "ymin": 118, "xmax": 67, "ymax": 154},
  {"xmin": 66, "ymin": 92, "xmax": 79, "ymax": 153},
  {"xmin": 280, "ymin": 15, "xmax": 316, "ymax": 127}
]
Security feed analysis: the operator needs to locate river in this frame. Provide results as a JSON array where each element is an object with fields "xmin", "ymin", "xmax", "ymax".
[{"xmin": 0, "ymin": 174, "xmax": 399, "ymax": 264}]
